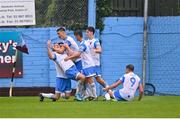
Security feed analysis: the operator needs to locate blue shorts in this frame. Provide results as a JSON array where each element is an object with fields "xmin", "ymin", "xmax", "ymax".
[
  {"xmin": 65, "ymin": 65, "xmax": 80, "ymax": 80},
  {"xmin": 82, "ymin": 67, "xmax": 96, "ymax": 77},
  {"xmin": 113, "ymin": 90, "xmax": 126, "ymax": 101},
  {"xmin": 75, "ymin": 60, "xmax": 82, "ymax": 72},
  {"xmin": 55, "ymin": 77, "xmax": 71, "ymax": 93},
  {"xmin": 94, "ymin": 66, "xmax": 101, "ymax": 77}
]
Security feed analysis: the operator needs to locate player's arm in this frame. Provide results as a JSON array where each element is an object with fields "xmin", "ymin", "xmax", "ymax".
[
  {"xmin": 138, "ymin": 82, "xmax": 144, "ymax": 101},
  {"xmin": 103, "ymin": 79, "xmax": 122, "ymax": 91},
  {"xmin": 94, "ymin": 41, "xmax": 102, "ymax": 53},
  {"xmin": 64, "ymin": 44, "xmax": 74, "ymax": 56},
  {"xmin": 64, "ymin": 51, "xmax": 81, "ymax": 61},
  {"xmin": 47, "ymin": 40, "xmax": 54, "ymax": 60},
  {"xmin": 64, "ymin": 43, "xmax": 86, "ymax": 61}
]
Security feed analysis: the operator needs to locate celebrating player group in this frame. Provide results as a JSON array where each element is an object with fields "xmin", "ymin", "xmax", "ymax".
[{"xmin": 39, "ymin": 26, "xmax": 144, "ymax": 102}]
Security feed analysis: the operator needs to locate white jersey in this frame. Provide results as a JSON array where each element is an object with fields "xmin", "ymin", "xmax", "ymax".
[
  {"xmin": 119, "ymin": 72, "xmax": 142, "ymax": 101},
  {"xmin": 53, "ymin": 52, "xmax": 67, "ymax": 78},
  {"xmin": 79, "ymin": 40, "xmax": 95, "ymax": 69},
  {"xmin": 87, "ymin": 38, "xmax": 101, "ymax": 66},
  {"xmin": 63, "ymin": 36, "xmax": 81, "ymax": 62},
  {"xmin": 53, "ymin": 52, "xmax": 74, "ymax": 72}
]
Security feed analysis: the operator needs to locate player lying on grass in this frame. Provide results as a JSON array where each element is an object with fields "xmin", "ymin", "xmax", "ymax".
[
  {"xmin": 39, "ymin": 40, "xmax": 85, "ymax": 101},
  {"xmin": 103, "ymin": 64, "xmax": 143, "ymax": 101},
  {"xmin": 64, "ymin": 30, "xmax": 98, "ymax": 100}
]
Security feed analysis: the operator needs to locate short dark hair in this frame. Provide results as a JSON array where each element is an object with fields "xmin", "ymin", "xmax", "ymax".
[
  {"xmin": 53, "ymin": 42, "xmax": 64, "ymax": 45},
  {"xmin": 74, "ymin": 30, "xmax": 83, "ymax": 37},
  {"xmin": 58, "ymin": 42, "xmax": 64, "ymax": 45},
  {"xmin": 126, "ymin": 64, "xmax": 134, "ymax": 72},
  {"xmin": 86, "ymin": 26, "xmax": 95, "ymax": 34},
  {"xmin": 57, "ymin": 27, "xmax": 66, "ymax": 32}
]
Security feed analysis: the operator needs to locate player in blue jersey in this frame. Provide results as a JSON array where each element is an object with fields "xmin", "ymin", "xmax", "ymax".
[{"xmin": 103, "ymin": 64, "xmax": 144, "ymax": 101}]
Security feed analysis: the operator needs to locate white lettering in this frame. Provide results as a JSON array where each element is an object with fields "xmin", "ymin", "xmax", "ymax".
[
  {"xmin": 0, "ymin": 55, "xmax": 16, "ymax": 64},
  {"xmin": 4, "ymin": 55, "xmax": 11, "ymax": 63},
  {"xmin": 2, "ymin": 42, "xmax": 9, "ymax": 53}
]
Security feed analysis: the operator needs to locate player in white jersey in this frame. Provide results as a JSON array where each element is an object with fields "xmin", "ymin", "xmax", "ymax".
[
  {"xmin": 56, "ymin": 27, "xmax": 83, "ymax": 100},
  {"xmin": 56, "ymin": 27, "xmax": 82, "ymax": 71},
  {"xmin": 39, "ymin": 40, "xmax": 86, "ymax": 101},
  {"xmin": 103, "ymin": 64, "xmax": 144, "ymax": 101},
  {"xmin": 64, "ymin": 30, "xmax": 97, "ymax": 100},
  {"xmin": 86, "ymin": 27, "xmax": 108, "ymax": 89},
  {"xmin": 39, "ymin": 42, "xmax": 71, "ymax": 102}
]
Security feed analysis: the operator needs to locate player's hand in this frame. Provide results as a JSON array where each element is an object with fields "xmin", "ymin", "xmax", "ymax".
[
  {"xmin": 93, "ymin": 49, "xmax": 97, "ymax": 53},
  {"xmin": 63, "ymin": 44, "xmax": 69, "ymax": 49},
  {"xmin": 103, "ymin": 87, "xmax": 109, "ymax": 91},
  {"xmin": 47, "ymin": 40, "xmax": 52, "ymax": 48},
  {"xmin": 64, "ymin": 57, "xmax": 70, "ymax": 61}
]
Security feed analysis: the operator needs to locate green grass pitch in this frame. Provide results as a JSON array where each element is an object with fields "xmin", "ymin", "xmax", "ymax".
[{"xmin": 0, "ymin": 96, "xmax": 180, "ymax": 118}]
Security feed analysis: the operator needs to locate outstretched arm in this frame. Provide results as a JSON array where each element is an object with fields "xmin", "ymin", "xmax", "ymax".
[
  {"xmin": 138, "ymin": 83, "xmax": 144, "ymax": 101},
  {"xmin": 103, "ymin": 80, "xmax": 122, "ymax": 91},
  {"xmin": 47, "ymin": 40, "xmax": 54, "ymax": 60}
]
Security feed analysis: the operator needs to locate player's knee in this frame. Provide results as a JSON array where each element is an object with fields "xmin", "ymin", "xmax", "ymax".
[{"xmin": 78, "ymin": 73, "xmax": 85, "ymax": 81}]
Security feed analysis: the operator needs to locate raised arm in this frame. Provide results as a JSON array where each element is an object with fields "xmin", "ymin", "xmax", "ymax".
[{"xmin": 47, "ymin": 40, "xmax": 54, "ymax": 60}]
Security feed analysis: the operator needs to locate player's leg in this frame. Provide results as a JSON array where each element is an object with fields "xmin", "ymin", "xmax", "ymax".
[
  {"xmin": 39, "ymin": 77, "xmax": 62, "ymax": 101},
  {"xmin": 74, "ymin": 60, "xmax": 82, "ymax": 72},
  {"xmin": 65, "ymin": 65, "xmax": 85, "ymax": 82},
  {"xmin": 94, "ymin": 66, "xmax": 108, "ymax": 88},
  {"xmin": 81, "ymin": 67, "xmax": 97, "ymax": 100},
  {"xmin": 75, "ymin": 80, "xmax": 85, "ymax": 101},
  {"xmin": 86, "ymin": 77, "xmax": 97, "ymax": 99},
  {"xmin": 39, "ymin": 92, "xmax": 60, "ymax": 102},
  {"xmin": 63, "ymin": 79, "xmax": 72, "ymax": 99},
  {"xmin": 105, "ymin": 89, "xmax": 125, "ymax": 101},
  {"xmin": 95, "ymin": 76, "xmax": 108, "ymax": 88},
  {"xmin": 39, "ymin": 77, "xmax": 71, "ymax": 102}
]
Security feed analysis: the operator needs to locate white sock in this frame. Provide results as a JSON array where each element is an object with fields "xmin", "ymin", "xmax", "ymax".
[
  {"xmin": 42, "ymin": 93, "xmax": 54, "ymax": 99},
  {"xmin": 85, "ymin": 83, "xmax": 93, "ymax": 98},
  {"xmin": 90, "ymin": 83, "xmax": 97, "ymax": 98},
  {"xmin": 105, "ymin": 93, "xmax": 111, "ymax": 100},
  {"xmin": 60, "ymin": 93, "xmax": 65, "ymax": 98}
]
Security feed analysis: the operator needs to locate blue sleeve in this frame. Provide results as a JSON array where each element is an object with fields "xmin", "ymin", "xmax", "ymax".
[
  {"xmin": 52, "ymin": 53, "xmax": 57, "ymax": 61},
  {"xmin": 79, "ymin": 43, "xmax": 87, "ymax": 52},
  {"xmin": 65, "ymin": 40, "xmax": 71, "ymax": 47},
  {"xmin": 139, "ymin": 79, "xmax": 142, "ymax": 85},
  {"xmin": 116, "ymin": 75, "xmax": 125, "ymax": 83},
  {"xmin": 94, "ymin": 40, "xmax": 100, "ymax": 48}
]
